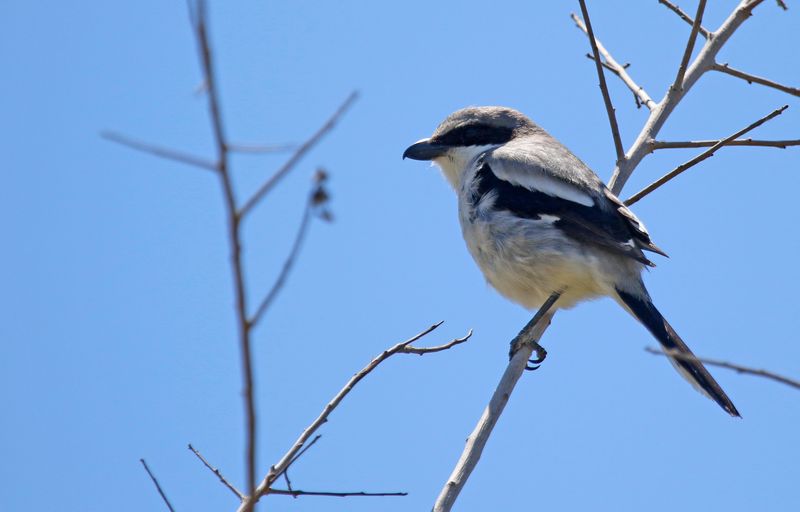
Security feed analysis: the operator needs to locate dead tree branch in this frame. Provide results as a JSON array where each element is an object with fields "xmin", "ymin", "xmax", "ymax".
[
  {"xmin": 227, "ymin": 142, "xmax": 297, "ymax": 154},
  {"xmin": 101, "ymin": 131, "xmax": 217, "ymax": 171},
  {"xmin": 249, "ymin": 171, "xmax": 332, "ymax": 328},
  {"xmin": 673, "ymin": 0, "xmax": 707, "ymax": 91},
  {"xmin": 236, "ymin": 322, "xmax": 472, "ymax": 512},
  {"xmin": 269, "ymin": 489, "xmax": 408, "ymax": 498},
  {"xmin": 187, "ymin": 1, "xmax": 259, "ymax": 500},
  {"xmin": 239, "ymin": 91, "xmax": 359, "ymax": 217},
  {"xmin": 645, "ymin": 348, "xmax": 800, "ymax": 390},
  {"xmin": 651, "ymin": 138, "xmax": 800, "ymax": 150},
  {"xmin": 188, "ymin": 444, "xmax": 244, "ymax": 500},
  {"xmin": 572, "ymin": 16, "xmax": 656, "ymax": 110},
  {"xmin": 711, "ymin": 62, "xmax": 800, "ymax": 97},
  {"xmin": 658, "ymin": 0, "xmax": 712, "ymax": 38},
  {"xmin": 609, "ymin": 0, "xmax": 769, "ymax": 195},
  {"xmin": 625, "ymin": 104, "xmax": 788, "ymax": 206},
  {"xmin": 576, "ymin": 1, "xmax": 625, "ymax": 162},
  {"xmin": 433, "ymin": 291, "xmax": 561, "ymax": 512},
  {"xmin": 140, "ymin": 459, "xmax": 177, "ymax": 512}
]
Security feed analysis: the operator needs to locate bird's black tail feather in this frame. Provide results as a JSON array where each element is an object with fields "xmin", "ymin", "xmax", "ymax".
[{"xmin": 616, "ymin": 288, "xmax": 740, "ymax": 417}]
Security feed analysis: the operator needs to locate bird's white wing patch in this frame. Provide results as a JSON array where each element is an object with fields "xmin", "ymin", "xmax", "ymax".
[{"xmin": 487, "ymin": 155, "xmax": 595, "ymax": 207}]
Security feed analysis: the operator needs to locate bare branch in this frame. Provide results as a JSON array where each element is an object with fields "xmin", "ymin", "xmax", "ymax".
[
  {"xmin": 711, "ymin": 62, "xmax": 800, "ymax": 97},
  {"xmin": 188, "ymin": 444, "xmax": 244, "ymax": 501},
  {"xmin": 657, "ymin": 0, "xmax": 712, "ymax": 38},
  {"xmin": 645, "ymin": 348, "xmax": 800, "ymax": 390},
  {"xmin": 433, "ymin": 291, "xmax": 561, "ymax": 512},
  {"xmin": 625, "ymin": 104, "xmax": 788, "ymax": 206},
  {"xmin": 776, "ymin": 0, "xmax": 788, "ymax": 11},
  {"xmin": 228, "ymin": 142, "xmax": 297, "ymax": 154},
  {"xmin": 572, "ymin": 23, "xmax": 656, "ymax": 110},
  {"xmin": 652, "ymin": 138, "xmax": 800, "ymax": 150},
  {"xmin": 140, "ymin": 459, "xmax": 177, "ymax": 512},
  {"xmin": 102, "ymin": 131, "xmax": 217, "ymax": 171},
  {"xmin": 239, "ymin": 91, "xmax": 358, "ymax": 217},
  {"xmin": 673, "ymin": 0, "xmax": 708, "ymax": 91},
  {"xmin": 269, "ymin": 489, "xmax": 408, "ymax": 498},
  {"xmin": 401, "ymin": 330, "xmax": 473, "ymax": 355},
  {"xmin": 285, "ymin": 434, "xmax": 322, "ymax": 469},
  {"xmin": 237, "ymin": 322, "xmax": 472, "ymax": 512},
  {"xmin": 574, "ymin": 3, "xmax": 625, "ymax": 162},
  {"xmin": 189, "ymin": 0, "xmax": 258, "ymax": 502},
  {"xmin": 249, "ymin": 195, "xmax": 314, "ymax": 327},
  {"xmin": 610, "ymin": 0, "xmax": 768, "ymax": 194}
]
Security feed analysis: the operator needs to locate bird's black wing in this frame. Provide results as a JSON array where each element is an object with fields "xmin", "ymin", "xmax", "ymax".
[{"xmin": 471, "ymin": 160, "xmax": 663, "ymax": 266}]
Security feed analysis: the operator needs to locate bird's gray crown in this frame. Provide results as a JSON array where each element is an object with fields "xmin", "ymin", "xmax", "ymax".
[{"xmin": 430, "ymin": 106, "xmax": 540, "ymax": 147}]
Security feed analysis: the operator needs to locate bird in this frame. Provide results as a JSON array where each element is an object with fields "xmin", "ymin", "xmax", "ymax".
[{"xmin": 403, "ymin": 106, "xmax": 739, "ymax": 417}]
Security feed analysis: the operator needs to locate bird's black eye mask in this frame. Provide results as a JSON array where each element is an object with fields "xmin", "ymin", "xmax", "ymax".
[{"xmin": 433, "ymin": 123, "xmax": 514, "ymax": 147}]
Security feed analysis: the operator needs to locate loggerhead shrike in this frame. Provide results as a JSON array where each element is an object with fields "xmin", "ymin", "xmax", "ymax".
[{"xmin": 403, "ymin": 106, "xmax": 739, "ymax": 417}]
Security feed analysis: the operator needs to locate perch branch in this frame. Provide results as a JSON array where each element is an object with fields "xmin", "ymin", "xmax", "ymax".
[
  {"xmin": 645, "ymin": 348, "xmax": 800, "ymax": 390},
  {"xmin": 575, "ymin": 1, "xmax": 625, "ymax": 162},
  {"xmin": 236, "ymin": 322, "xmax": 472, "ymax": 512},
  {"xmin": 140, "ymin": 459, "xmax": 176, "ymax": 512},
  {"xmin": 188, "ymin": 444, "xmax": 244, "ymax": 500},
  {"xmin": 711, "ymin": 62, "xmax": 800, "ymax": 97},
  {"xmin": 432, "ymin": 291, "xmax": 561, "ymax": 512},
  {"xmin": 625, "ymin": 104, "xmax": 788, "ymax": 206}
]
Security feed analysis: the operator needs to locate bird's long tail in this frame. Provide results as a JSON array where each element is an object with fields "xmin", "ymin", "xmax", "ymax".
[{"xmin": 615, "ymin": 288, "xmax": 740, "ymax": 417}]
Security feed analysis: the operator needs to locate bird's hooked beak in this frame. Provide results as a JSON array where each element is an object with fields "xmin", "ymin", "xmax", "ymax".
[{"xmin": 402, "ymin": 138, "xmax": 448, "ymax": 161}]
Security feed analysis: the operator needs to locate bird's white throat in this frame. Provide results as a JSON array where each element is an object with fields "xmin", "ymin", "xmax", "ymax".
[{"xmin": 433, "ymin": 144, "xmax": 498, "ymax": 190}]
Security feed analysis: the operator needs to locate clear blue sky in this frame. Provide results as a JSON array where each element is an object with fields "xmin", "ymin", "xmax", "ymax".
[{"xmin": 3, "ymin": 1, "xmax": 799, "ymax": 511}]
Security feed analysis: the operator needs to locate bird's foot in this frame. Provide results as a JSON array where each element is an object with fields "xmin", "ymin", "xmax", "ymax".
[{"xmin": 509, "ymin": 338, "xmax": 548, "ymax": 371}]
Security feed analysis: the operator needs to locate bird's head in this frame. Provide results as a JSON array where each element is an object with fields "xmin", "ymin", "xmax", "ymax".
[{"xmin": 403, "ymin": 106, "xmax": 538, "ymax": 188}]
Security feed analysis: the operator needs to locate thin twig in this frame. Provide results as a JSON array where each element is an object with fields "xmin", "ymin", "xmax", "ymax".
[
  {"xmin": 188, "ymin": 444, "xmax": 244, "ymax": 500},
  {"xmin": 280, "ymin": 434, "xmax": 322, "ymax": 481},
  {"xmin": 625, "ymin": 104, "xmax": 788, "ymax": 205},
  {"xmin": 711, "ymin": 62, "xmax": 800, "ymax": 97},
  {"xmin": 239, "ymin": 91, "xmax": 358, "ymax": 216},
  {"xmin": 237, "ymin": 322, "xmax": 471, "ymax": 512},
  {"xmin": 228, "ymin": 142, "xmax": 298, "ymax": 154},
  {"xmin": 249, "ymin": 196, "xmax": 314, "ymax": 328},
  {"xmin": 651, "ymin": 138, "xmax": 800, "ymax": 150},
  {"xmin": 140, "ymin": 459, "xmax": 177, "ymax": 512},
  {"xmin": 645, "ymin": 347, "xmax": 800, "ymax": 390},
  {"xmin": 401, "ymin": 331, "xmax": 473, "ymax": 355},
  {"xmin": 269, "ymin": 489, "xmax": 408, "ymax": 498},
  {"xmin": 776, "ymin": 0, "xmax": 788, "ymax": 11},
  {"xmin": 102, "ymin": 131, "xmax": 217, "ymax": 171},
  {"xmin": 190, "ymin": 0, "xmax": 258, "ymax": 502},
  {"xmin": 433, "ymin": 291, "xmax": 561, "ymax": 512},
  {"xmin": 658, "ymin": 0, "xmax": 712, "ymax": 38},
  {"xmin": 575, "ymin": 2, "xmax": 625, "ymax": 162},
  {"xmin": 673, "ymin": 0, "xmax": 707, "ymax": 91},
  {"xmin": 573, "ymin": 22, "xmax": 655, "ymax": 110}
]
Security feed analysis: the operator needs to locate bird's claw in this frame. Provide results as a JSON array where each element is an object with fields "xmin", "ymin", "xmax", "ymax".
[
  {"xmin": 524, "ymin": 342, "xmax": 547, "ymax": 371},
  {"xmin": 510, "ymin": 338, "xmax": 548, "ymax": 371}
]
